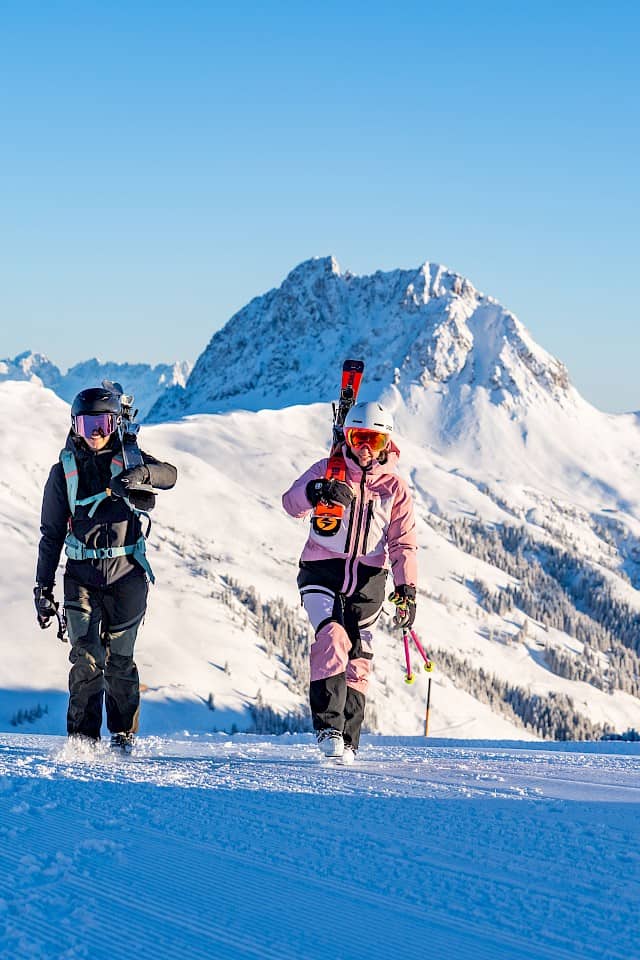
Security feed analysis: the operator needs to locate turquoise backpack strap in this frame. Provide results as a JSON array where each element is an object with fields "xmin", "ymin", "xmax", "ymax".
[
  {"xmin": 74, "ymin": 453, "xmax": 127, "ymax": 519},
  {"xmin": 63, "ymin": 534, "xmax": 154, "ymax": 583},
  {"xmin": 111, "ymin": 453, "xmax": 124, "ymax": 477},
  {"xmin": 60, "ymin": 448, "xmax": 111, "ymax": 517},
  {"xmin": 60, "ymin": 448, "xmax": 155, "ymax": 584},
  {"xmin": 132, "ymin": 532, "xmax": 155, "ymax": 584},
  {"xmin": 59, "ymin": 449, "xmax": 79, "ymax": 514}
]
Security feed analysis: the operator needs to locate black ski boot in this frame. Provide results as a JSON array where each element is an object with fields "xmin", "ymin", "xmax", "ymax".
[
  {"xmin": 110, "ymin": 732, "xmax": 135, "ymax": 755},
  {"xmin": 67, "ymin": 733, "xmax": 99, "ymax": 751}
]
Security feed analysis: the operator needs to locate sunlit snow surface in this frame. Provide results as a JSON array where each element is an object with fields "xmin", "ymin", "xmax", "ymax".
[
  {"xmin": 1, "ymin": 734, "xmax": 639, "ymax": 960},
  {"xmin": 4, "ymin": 379, "xmax": 640, "ymax": 740}
]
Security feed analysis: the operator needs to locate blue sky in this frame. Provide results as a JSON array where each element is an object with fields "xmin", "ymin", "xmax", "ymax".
[{"xmin": 1, "ymin": 1, "xmax": 638, "ymax": 411}]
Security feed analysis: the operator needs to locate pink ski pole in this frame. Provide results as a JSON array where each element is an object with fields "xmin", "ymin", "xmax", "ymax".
[
  {"xmin": 399, "ymin": 628, "xmax": 435, "ymax": 734},
  {"xmin": 403, "ymin": 630, "xmax": 414, "ymax": 684},
  {"xmin": 410, "ymin": 629, "xmax": 434, "ymax": 673}
]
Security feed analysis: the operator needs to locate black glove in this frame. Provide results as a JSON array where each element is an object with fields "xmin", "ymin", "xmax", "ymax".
[
  {"xmin": 389, "ymin": 584, "xmax": 417, "ymax": 629},
  {"xmin": 34, "ymin": 584, "xmax": 58, "ymax": 630},
  {"xmin": 127, "ymin": 489, "xmax": 156, "ymax": 512},
  {"xmin": 110, "ymin": 465, "xmax": 151, "ymax": 500},
  {"xmin": 306, "ymin": 478, "xmax": 354, "ymax": 508}
]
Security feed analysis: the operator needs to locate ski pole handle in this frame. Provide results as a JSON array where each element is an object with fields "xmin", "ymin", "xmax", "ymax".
[{"xmin": 55, "ymin": 608, "xmax": 68, "ymax": 643}]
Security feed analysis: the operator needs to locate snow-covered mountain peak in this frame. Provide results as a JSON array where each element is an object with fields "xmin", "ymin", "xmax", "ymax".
[
  {"xmin": 0, "ymin": 350, "xmax": 62, "ymax": 389},
  {"xmin": 0, "ymin": 352, "xmax": 192, "ymax": 420},
  {"xmin": 283, "ymin": 254, "xmax": 342, "ymax": 284},
  {"xmin": 403, "ymin": 261, "xmax": 478, "ymax": 304},
  {"xmin": 148, "ymin": 256, "xmax": 571, "ymax": 422}
]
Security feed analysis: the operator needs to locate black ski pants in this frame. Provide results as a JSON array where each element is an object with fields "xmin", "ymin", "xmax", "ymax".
[{"xmin": 63, "ymin": 571, "xmax": 148, "ymax": 739}]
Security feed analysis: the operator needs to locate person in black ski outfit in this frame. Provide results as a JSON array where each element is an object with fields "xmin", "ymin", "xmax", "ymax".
[{"xmin": 34, "ymin": 385, "xmax": 177, "ymax": 751}]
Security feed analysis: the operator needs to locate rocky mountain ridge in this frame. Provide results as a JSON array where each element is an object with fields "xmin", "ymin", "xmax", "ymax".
[
  {"xmin": 0, "ymin": 351, "xmax": 191, "ymax": 420},
  {"xmin": 148, "ymin": 255, "xmax": 571, "ymax": 421}
]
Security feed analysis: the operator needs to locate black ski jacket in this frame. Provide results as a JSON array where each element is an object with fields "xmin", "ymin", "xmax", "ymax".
[{"xmin": 36, "ymin": 432, "xmax": 177, "ymax": 589}]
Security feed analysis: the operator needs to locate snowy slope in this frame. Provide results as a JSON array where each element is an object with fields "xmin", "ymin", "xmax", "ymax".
[
  {"xmin": 2, "ymin": 374, "xmax": 640, "ymax": 741},
  {"xmin": 1, "ymin": 381, "xmax": 532, "ymax": 740},
  {"xmin": 1, "ymin": 733, "xmax": 639, "ymax": 960},
  {"xmin": 0, "ymin": 350, "xmax": 191, "ymax": 420}
]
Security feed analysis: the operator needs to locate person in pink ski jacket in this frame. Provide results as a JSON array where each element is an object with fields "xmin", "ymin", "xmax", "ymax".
[{"xmin": 282, "ymin": 401, "xmax": 418, "ymax": 763}]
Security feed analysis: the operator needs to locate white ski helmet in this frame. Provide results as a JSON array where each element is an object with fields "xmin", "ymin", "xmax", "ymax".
[{"xmin": 344, "ymin": 402, "xmax": 394, "ymax": 435}]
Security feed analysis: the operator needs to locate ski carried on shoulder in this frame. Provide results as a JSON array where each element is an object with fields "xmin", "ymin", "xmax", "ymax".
[
  {"xmin": 102, "ymin": 379, "xmax": 154, "ymax": 494},
  {"xmin": 311, "ymin": 359, "xmax": 364, "ymax": 537}
]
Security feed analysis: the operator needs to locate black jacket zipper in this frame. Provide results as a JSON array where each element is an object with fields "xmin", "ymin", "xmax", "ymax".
[
  {"xmin": 362, "ymin": 501, "xmax": 374, "ymax": 555},
  {"xmin": 344, "ymin": 469, "xmax": 367, "ymax": 595},
  {"xmin": 343, "ymin": 500, "xmax": 356, "ymax": 555}
]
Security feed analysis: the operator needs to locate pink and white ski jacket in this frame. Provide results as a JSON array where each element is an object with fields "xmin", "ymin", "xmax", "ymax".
[{"xmin": 282, "ymin": 442, "xmax": 418, "ymax": 595}]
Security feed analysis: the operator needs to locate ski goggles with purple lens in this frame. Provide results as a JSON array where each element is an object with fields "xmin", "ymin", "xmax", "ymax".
[{"xmin": 72, "ymin": 413, "xmax": 116, "ymax": 439}]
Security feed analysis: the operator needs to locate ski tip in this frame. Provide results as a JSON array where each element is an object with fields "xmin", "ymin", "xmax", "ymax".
[{"xmin": 343, "ymin": 359, "xmax": 365, "ymax": 372}]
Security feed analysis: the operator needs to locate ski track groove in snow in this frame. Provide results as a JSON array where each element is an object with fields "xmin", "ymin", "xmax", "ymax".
[
  {"xmin": 0, "ymin": 735, "xmax": 639, "ymax": 960},
  {"xmin": 0, "ymin": 790, "xmax": 592, "ymax": 960}
]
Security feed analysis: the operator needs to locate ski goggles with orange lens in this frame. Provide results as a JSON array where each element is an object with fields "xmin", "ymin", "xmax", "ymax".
[
  {"xmin": 73, "ymin": 413, "xmax": 116, "ymax": 439},
  {"xmin": 344, "ymin": 428, "xmax": 389, "ymax": 453}
]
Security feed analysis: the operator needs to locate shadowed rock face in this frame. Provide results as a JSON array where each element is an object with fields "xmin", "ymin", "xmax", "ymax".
[{"xmin": 147, "ymin": 255, "xmax": 570, "ymax": 422}]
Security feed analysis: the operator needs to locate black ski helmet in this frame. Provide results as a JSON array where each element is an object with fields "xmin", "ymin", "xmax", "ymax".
[
  {"xmin": 71, "ymin": 387, "xmax": 121, "ymax": 419},
  {"xmin": 71, "ymin": 387, "xmax": 121, "ymax": 439}
]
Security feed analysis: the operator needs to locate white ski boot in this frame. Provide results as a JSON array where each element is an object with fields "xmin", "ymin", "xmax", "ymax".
[
  {"xmin": 338, "ymin": 744, "xmax": 357, "ymax": 765},
  {"xmin": 316, "ymin": 729, "xmax": 344, "ymax": 758}
]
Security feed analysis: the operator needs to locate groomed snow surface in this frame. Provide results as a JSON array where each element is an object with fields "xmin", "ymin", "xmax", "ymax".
[{"xmin": 1, "ymin": 733, "xmax": 639, "ymax": 960}]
